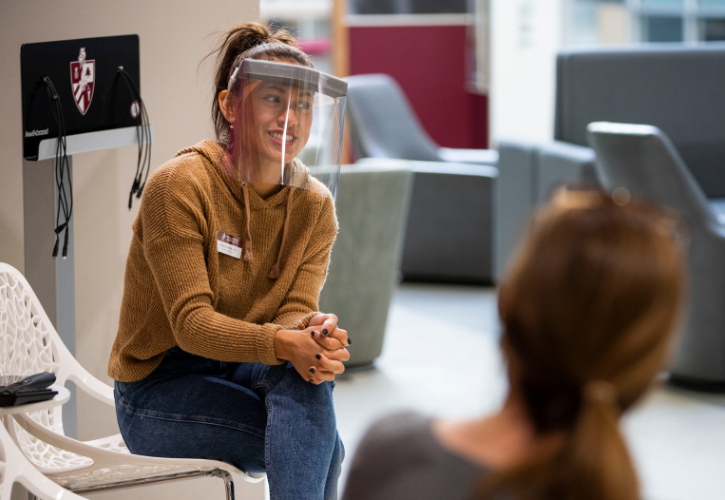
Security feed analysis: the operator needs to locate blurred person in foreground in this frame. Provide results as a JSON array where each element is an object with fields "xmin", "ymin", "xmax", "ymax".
[{"xmin": 343, "ymin": 187, "xmax": 687, "ymax": 500}]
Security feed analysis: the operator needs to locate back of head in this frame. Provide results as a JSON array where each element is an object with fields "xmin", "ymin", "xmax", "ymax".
[
  {"xmin": 207, "ymin": 22, "xmax": 313, "ymax": 140},
  {"xmin": 487, "ymin": 188, "xmax": 687, "ymax": 500}
]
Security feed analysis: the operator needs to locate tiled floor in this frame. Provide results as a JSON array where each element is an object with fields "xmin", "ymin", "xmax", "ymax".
[{"xmin": 334, "ymin": 282, "xmax": 725, "ymax": 500}]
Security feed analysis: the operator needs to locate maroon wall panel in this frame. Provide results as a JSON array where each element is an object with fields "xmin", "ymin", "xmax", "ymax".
[{"xmin": 349, "ymin": 24, "xmax": 488, "ymax": 149}]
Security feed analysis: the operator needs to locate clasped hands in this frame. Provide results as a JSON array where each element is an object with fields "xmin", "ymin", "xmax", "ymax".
[{"xmin": 274, "ymin": 313, "xmax": 350, "ymax": 384}]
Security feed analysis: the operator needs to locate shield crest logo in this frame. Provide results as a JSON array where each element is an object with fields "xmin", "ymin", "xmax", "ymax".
[{"xmin": 70, "ymin": 47, "xmax": 95, "ymax": 115}]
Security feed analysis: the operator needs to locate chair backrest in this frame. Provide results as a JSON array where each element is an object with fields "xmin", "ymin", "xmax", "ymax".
[
  {"xmin": 318, "ymin": 160, "xmax": 413, "ymax": 366},
  {"xmin": 344, "ymin": 74, "xmax": 441, "ymax": 162},
  {"xmin": 555, "ymin": 44, "xmax": 725, "ymax": 197},
  {"xmin": 0, "ymin": 263, "xmax": 75, "ymax": 453},
  {"xmin": 587, "ymin": 122, "xmax": 718, "ymax": 229},
  {"xmin": 0, "ymin": 263, "xmax": 62, "ymax": 382}
]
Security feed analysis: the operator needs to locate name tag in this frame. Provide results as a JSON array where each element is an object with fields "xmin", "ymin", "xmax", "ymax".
[{"xmin": 216, "ymin": 230, "xmax": 242, "ymax": 259}]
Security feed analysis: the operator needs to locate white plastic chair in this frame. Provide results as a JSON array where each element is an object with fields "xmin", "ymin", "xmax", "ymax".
[
  {"xmin": 0, "ymin": 421, "xmax": 87, "ymax": 500},
  {"xmin": 0, "ymin": 262, "xmax": 265, "ymax": 499}
]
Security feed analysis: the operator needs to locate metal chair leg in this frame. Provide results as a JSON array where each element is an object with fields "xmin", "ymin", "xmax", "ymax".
[{"xmin": 211, "ymin": 469, "xmax": 235, "ymax": 500}]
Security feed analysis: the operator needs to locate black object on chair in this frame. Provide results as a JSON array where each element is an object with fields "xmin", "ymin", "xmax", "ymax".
[
  {"xmin": 0, "ymin": 372, "xmax": 57, "ymax": 407},
  {"xmin": 588, "ymin": 122, "xmax": 725, "ymax": 392}
]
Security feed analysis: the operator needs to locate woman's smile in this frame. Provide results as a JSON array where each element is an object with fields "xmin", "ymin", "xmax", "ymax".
[{"xmin": 267, "ymin": 129, "xmax": 297, "ymax": 148}]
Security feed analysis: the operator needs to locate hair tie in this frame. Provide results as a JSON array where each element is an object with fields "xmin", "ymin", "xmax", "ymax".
[
  {"xmin": 584, "ymin": 380, "xmax": 618, "ymax": 404},
  {"xmin": 612, "ymin": 186, "xmax": 631, "ymax": 206}
]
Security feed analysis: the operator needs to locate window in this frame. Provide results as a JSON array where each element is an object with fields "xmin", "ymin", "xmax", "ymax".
[
  {"xmin": 565, "ymin": 0, "xmax": 629, "ymax": 45},
  {"xmin": 643, "ymin": 15, "xmax": 684, "ymax": 42},
  {"xmin": 700, "ymin": 17, "xmax": 725, "ymax": 40},
  {"xmin": 348, "ymin": 0, "xmax": 468, "ymax": 14},
  {"xmin": 566, "ymin": 0, "xmax": 725, "ymax": 44},
  {"xmin": 641, "ymin": 0, "xmax": 683, "ymax": 6}
]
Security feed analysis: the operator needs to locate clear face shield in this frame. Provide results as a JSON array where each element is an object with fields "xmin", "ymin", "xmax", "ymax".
[{"xmin": 222, "ymin": 59, "xmax": 347, "ymax": 200}]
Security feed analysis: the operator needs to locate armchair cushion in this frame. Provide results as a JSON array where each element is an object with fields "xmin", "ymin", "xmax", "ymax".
[{"xmin": 402, "ymin": 162, "xmax": 497, "ymax": 283}]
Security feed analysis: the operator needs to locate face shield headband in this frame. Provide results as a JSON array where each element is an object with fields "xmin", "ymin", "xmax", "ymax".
[{"xmin": 222, "ymin": 58, "xmax": 348, "ymax": 200}]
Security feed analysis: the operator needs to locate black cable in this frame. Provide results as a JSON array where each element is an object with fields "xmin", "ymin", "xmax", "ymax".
[
  {"xmin": 117, "ymin": 67, "xmax": 152, "ymax": 210},
  {"xmin": 42, "ymin": 76, "xmax": 72, "ymax": 259}
]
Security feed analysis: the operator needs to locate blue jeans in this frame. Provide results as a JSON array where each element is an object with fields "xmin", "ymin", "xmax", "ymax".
[{"xmin": 114, "ymin": 346, "xmax": 343, "ymax": 500}]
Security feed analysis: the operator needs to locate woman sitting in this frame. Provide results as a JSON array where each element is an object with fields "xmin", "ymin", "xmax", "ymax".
[
  {"xmin": 343, "ymin": 187, "xmax": 687, "ymax": 500},
  {"xmin": 109, "ymin": 22, "xmax": 349, "ymax": 500}
]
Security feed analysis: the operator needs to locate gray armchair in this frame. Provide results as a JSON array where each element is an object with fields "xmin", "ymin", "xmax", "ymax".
[
  {"xmin": 319, "ymin": 160, "xmax": 413, "ymax": 367},
  {"xmin": 495, "ymin": 140, "xmax": 596, "ymax": 281},
  {"xmin": 345, "ymin": 74, "xmax": 498, "ymax": 283},
  {"xmin": 495, "ymin": 44, "xmax": 725, "ymax": 281},
  {"xmin": 588, "ymin": 122, "xmax": 725, "ymax": 390}
]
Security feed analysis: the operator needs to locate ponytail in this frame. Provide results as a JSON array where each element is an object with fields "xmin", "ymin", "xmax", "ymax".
[
  {"xmin": 472, "ymin": 381, "xmax": 641, "ymax": 500},
  {"xmin": 205, "ymin": 22, "xmax": 313, "ymax": 139},
  {"xmin": 564, "ymin": 381, "xmax": 639, "ymax": 500}
]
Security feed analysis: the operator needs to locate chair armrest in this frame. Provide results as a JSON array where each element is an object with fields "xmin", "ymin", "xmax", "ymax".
[
  {"xmin": 56, "ymin": 354, "xmax": 115, "ymax": 407},
  {"xmin": 15, "ymin": 413, "xmax": 255, "ymax": 474},
  {"xmin": 68, "ymin": 371, "xmax": 114, "ymax": 406},
  {"xmin": 14, "ymin": 413, "xmax": 160, "ymax": 470},
  {"xmin": 356, "ymin": 158, "xmax": 499, "ymax": 177},
  {"xmin": 408, "ymin": 160, "xmax": 499, "ymax": 178},
  {"xmin": 343, "ymin": 158, "xmax": 412, "ymax": 173},
  {"xmin": 13, "ymin": 413, "xmax": 265, "ymax": 484},
  {"xmin": 538, "ymin": 140, "xmax": 596, "ymax": 166},
  {"xmin": 536, "ymin": 141, "xmax": 597, "ymax": 202},
  {"xmin": 438, "ymin": 147, "xmax": 499, "ymax": 165}
]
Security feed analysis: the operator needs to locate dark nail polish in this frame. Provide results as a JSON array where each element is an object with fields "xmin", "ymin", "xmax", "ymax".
[
  {"xmin": 309, "ymin": 378, "xmax": 314, "ymax": 383},
  {"xmin": 311, "ymin": 331, "xmax": 315, "ymax": 337},
  {"xmin": 322, "ymin": 328, "xmax": 329, "ymax": 336},
  {"xmin": 309, "ymin": 367, "xmax": 316, "ymax": 373},
  {"xmin": 348, "ymin": 337, "xmax": 352, "ymax": 345},
  {"xmin": 315, "ymin": 354, "xmax": 321, "ymax": 360}
]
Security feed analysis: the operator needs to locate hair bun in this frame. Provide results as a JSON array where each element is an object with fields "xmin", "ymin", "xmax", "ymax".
[{"xmin": 208, "ymin": 22, "xmax": 311, "ymax": 140}]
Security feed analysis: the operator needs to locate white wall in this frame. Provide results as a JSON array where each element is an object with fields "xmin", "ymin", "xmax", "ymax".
[
  {"xmin": 489, "ymin": 0, "xmax": 564, "ymax": 145},
  {"xmin": 0, "ymin": 2, "xmax": 266, "ymax": 499}
]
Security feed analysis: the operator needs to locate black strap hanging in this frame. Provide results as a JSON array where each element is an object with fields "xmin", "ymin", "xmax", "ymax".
[
  {"xmin": 117, "ymin": 66, "xmax": 152, "ymax": 210},
  {"xmin": 42, "ymin": 76, "xmax": 72, "ymax": 259}
]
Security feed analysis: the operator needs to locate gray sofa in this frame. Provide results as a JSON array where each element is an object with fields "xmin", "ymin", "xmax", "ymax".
[
  {"xmin": 495, "ymin": 44, "xmax": 725, "ymax": 280},
  {"xmin": 345, "ymin": 74, "xmax": 498, "ymax": 283},
  {"xmin": 319, "ymin": 160, "xmax": 413, "ymax": 367}
]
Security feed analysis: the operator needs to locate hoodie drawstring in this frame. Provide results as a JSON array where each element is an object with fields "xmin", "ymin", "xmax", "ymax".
[
  {"xmin": 241, "ymin": 183, "xmax": 254, "ymax": 262},
  {"xmin": 241, "ymin": 183, "xmax": 296, "ymax": 280},
  {"xmin": 268, "ymin": 187, "xmax": 296, "ymax": 280}
]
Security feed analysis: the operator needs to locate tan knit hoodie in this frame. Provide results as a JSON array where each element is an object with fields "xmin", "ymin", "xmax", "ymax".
[{"xmin": 108, "ymin": 140, "xmax": 338, "ymax": 382}]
